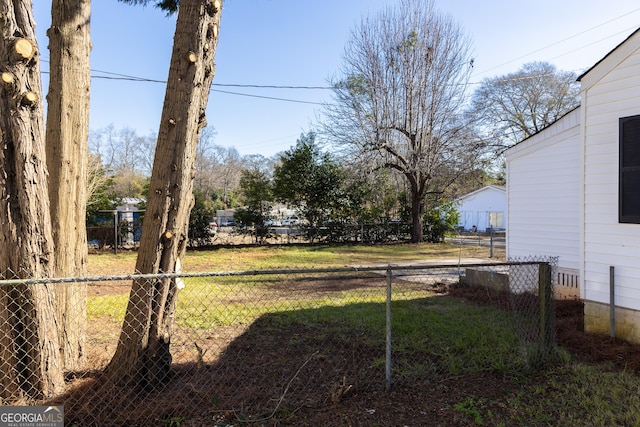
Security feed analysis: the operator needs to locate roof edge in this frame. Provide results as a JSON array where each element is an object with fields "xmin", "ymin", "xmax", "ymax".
[
  {"xmin": 453, "ymin": 185, "xmax": 506, "ymax": 203},
  {"xmin": 577, "ymin": 27, "xmax": 640, "ymax": 81},
  {"xmin": 505, "ymin": 105, "xmax": 580, "ymax": 152}
]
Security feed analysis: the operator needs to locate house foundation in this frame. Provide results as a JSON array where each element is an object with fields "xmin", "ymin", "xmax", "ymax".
[{"xmin": 584, "ymin": 300, "xmax": 640, "ymax": 344}]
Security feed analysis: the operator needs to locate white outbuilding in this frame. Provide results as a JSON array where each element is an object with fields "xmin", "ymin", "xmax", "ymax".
[{"xmin": 453, "ymin": 185, "xmax": 506, "ymax": 232}]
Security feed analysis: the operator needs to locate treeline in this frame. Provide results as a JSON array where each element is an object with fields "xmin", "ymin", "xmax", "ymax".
[{"xmin": 87, "ymin": 127, "xmax": 502, "ymax": 246}]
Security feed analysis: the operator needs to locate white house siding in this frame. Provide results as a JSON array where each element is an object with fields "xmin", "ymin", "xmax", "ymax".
[
  {"xmin": 453, "ymin": 186, "xmax": 506, "ymax": 232},
  {"xmin": 580, "ymin": 33, "xmax": 640, "ymax": 314},
  {"xmin": 505, "ymin": 108, "xmax": 581, "ymax": 274}
]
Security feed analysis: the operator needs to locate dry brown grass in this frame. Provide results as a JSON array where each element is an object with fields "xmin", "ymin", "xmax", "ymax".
[{"xmin": 87, "ymin": 240, "xmax": 504, "ymax": 276}]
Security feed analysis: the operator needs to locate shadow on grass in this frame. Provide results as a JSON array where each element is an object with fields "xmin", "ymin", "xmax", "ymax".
[
  {"xmin": 49, "ymin": 287, "xmax": 594, "ymax": 427},
  {"xmin": 51, "ymin": 301, "xmax": 391, "ymax": 426}
]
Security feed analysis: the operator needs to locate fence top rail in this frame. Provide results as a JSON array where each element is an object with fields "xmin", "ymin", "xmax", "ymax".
[{"xmin": 0, "ymin": 261, "xmax": 547, "ymax": 286}]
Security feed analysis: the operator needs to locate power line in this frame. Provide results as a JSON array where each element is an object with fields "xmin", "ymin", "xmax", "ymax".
[
  {"xmin": 215, "ymin": 83, "xmax": 332, "ymax": 90},
  {"xmin": 211, "ymin": 88, "xmax": 324, "ymax": 105},
  {"xmin": 88, "ymin": 67, "xmax": 330, "ymax": 104},
  {"xmin": 41, "ymin": 68, "xmax": 329, "ymax": 105},
  {"xmin": 545, "ymin": 25, "xmax": 640, "ymax": 64},
  {"xmin": 88, "ymin": 68, "xmax": 162, "ymax": 82},
  {"xmin": 38, "ymin": 9, "xmax": 640, "ymax": 102},
  {"xmin": 84, "ymin": 68, "xmax": 570, "ymax": 88},
  {"xmin": 470, "ymin": 24, "xmax": 638, "ymax": 84},
  {"xmin": 88, "ymin": 67, "xmax": 334, "ymax": 89},
  {"xmin": 474, "ymin": 8, "xmax": 640, "ymax": 77}
]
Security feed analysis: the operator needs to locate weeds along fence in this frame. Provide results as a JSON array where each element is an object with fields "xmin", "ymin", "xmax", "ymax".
[{"xmin": 0, "ymin": 258, "xmax": 557, "ymax": 426}]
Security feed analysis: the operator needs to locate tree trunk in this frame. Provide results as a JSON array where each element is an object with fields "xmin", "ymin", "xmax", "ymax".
[
  {"xmin": 105, "ymin": 0, "xmax": 222, "ymax": 388},
  {"xmin": 0, "ymin": 0, "xmax": 64, "ymax": 400},
  {"xmin": 410, "ymin": 187, "xmax": 423, "ymax": 243},
  {"xmin": 45, "ymin": 0, "xmax": 91, "ymax": 371},
  {"xmin": 408, "ymin": 172, "xmax": 425, "ymax": 243}
]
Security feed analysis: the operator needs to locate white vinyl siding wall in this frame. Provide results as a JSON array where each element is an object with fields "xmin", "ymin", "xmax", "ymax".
[
  {"xmin": 581, "ymin": 37, "xmax": 640, "ymax": 310},
  {"xmin": 506, "ymin": 109, "xmax": 580, "ymax": 271}
]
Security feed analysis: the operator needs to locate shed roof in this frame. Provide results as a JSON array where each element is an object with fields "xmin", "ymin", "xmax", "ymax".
[{"xmin": 453, "ymin": 185, "xmax": 505, "ymax": 204}]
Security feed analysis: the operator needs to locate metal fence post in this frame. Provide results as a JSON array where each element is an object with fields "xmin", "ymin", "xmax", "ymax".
[
  {"xmin": 537, "ymin": 262, "xmax": 555, "ymax": 365},
  {"xmin": 113, "ymin": 210, "xmax": 118, "ymax": 255},
  {"xmin": 610, "ymin": 266, "xmax": 615, "ymax": 338},
  {"xmin": 489, "ymin": 227, "xmax": 494, "ymax": 258},
  {"xmin": 385, "ymin": 266, "xmax": 393, "ymax": 392}
]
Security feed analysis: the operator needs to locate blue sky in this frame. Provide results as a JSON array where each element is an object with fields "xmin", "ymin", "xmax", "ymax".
[{"xmin": 32, "ymin": 0, "xmax": 640, "ymax": 157}]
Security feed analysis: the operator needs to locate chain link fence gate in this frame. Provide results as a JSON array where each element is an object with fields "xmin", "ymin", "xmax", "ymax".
[{"xmin": 0, "ymin": 257, "xmax": 557, "ymax": 426}]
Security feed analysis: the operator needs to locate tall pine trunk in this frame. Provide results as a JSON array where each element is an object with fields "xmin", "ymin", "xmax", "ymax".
[
  {"xmin": 105, "ymin": 0, "xmax": 222, "ymax": 388},
  {"xmin": 0, "ymin": 0, "xmax": 64, "ymax": 400},
  {"xmin": 45, "ymin": 0, "xmax": 91, "ymax": 371}
]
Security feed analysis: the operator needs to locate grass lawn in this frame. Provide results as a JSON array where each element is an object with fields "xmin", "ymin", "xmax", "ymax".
[
  {"xmin": 75, "ymin": 243, "xmax": 640, "ymax": 426},
  {"xmin": 87, "ymin": 241, "xmax": 500, "ymax": 275}
]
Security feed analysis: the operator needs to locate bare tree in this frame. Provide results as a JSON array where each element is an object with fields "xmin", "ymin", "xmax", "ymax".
[
  {"xmin": 243, "ymin": 153, "xmax": 275, "ymax": 177},
  {"xmin": 90, "ymin": 126, "xmax": 147, "ymax": 175},
  {"xmin": 193, "ymin": 126, "xmax": 218, "ymax": 198},
  {"xmin": 0, "ymin": 0, "xmax": 64, "ymax": 399},
  {"xmin": 111, "ymin": 128, "xmax": 155, "ymax": 197},
  {"xmin": 136, "ymin": 131, "xmax": 158, "ymax": 176},
  {"xmin": 324, "ymin": 0, "xmax": 477, "ymax": 242},
  {"xmin": 89, "ymin": 126, "xmax": 153, "ymax": 198},
  {"xmin": 105, "ymin": 0, "xmax": 223, "ymax": 388},
  {"xmin": 89, "ymin": 124, "xmax": 117, "ymax": 170},
  {"xmin": 211, "ymin": 145, "xmax": 243, "ymax": 207},
  {"xmin": 45, "ymin": 0, "xmax": 91, "ymax": 370},
  {"xmin": 86, "ymin": 152, "xmax": 114, "ymax": 208},
  {"xmin": 113, "ymin": 127, "xmax": 146, "ymax": 175},
  {"xmin": 468, "ymin": 61, "xmax": 580, "ymax": 152}
]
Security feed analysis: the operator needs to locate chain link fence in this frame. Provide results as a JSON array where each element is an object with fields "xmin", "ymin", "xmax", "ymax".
[{"xmin": 0, "ymin": 257, "xmax": 557, "ymax": 426}]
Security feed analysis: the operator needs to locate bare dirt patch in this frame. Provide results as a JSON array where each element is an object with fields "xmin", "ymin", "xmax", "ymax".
[
  {"xmin": 87, "ymin": 281, "xmax": 131, "ymax": 297},
  {"xmin": 55, "ymin": 278, "xmax": 640, "ymax": 426}
]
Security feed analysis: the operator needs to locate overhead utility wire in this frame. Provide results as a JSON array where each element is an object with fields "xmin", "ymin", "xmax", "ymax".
[
  {"xmin": 474, "ymin": 7, "xmax": 640, "ymax": 76},
  {"xmin": 215, "ymin": 83, "xmax": 332, "ymax": 90},
  {"xmin": 86, "ymin": 67, "xmax": 563, "ymax": 86},
  {"xmin": 89, "ymin": 67, "xmax": 334, "ymax": 89},
  {"xmin": 545, "ymin": 25, "xmax": 640, "ymax": 63},
  {"xmin": 211, "ymin": 88, "xmax": 324, "ymax": 105},
  {"xmin": 39, "ymin": 10, "xmax": 640, "ymax": 100},
  {"xmin": 41, "ymin": 67, "xmax": 330, "ymax": 105},
  {"xmin": 473, "ymin": 23, "xmax": 639, "ymax": 83},
  {"xmin": 88, "ymin": 68, "xmax": 330, "ymax": 104}
]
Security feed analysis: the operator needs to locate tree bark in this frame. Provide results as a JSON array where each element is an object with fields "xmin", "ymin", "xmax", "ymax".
[
  {"xmin": 0, "ymin": 0, "xmax": 64, "ymax": 400},
  {"xmin": 105, "ymin": 0, "xmax": 222, "ymax": 388},
  {"xmin": 45, "ymin": 0, "xmax": 91, "ymax": 371},
  {"xmin": 409, "ymin": 178, "xmax": 423, "ymax": 243}
]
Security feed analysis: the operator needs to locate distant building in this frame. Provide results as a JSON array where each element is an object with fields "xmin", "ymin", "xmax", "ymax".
[
  {"xmin": 116, "ymin": 198, "xmax": 144, "ymax": 244},
  {"xmin": 216, "ymin": 209, "xmax": 236, "ymax": 227},
  {"xmin": 452, "ymin": 185, "xmax": 506, "ymax": 232}
]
